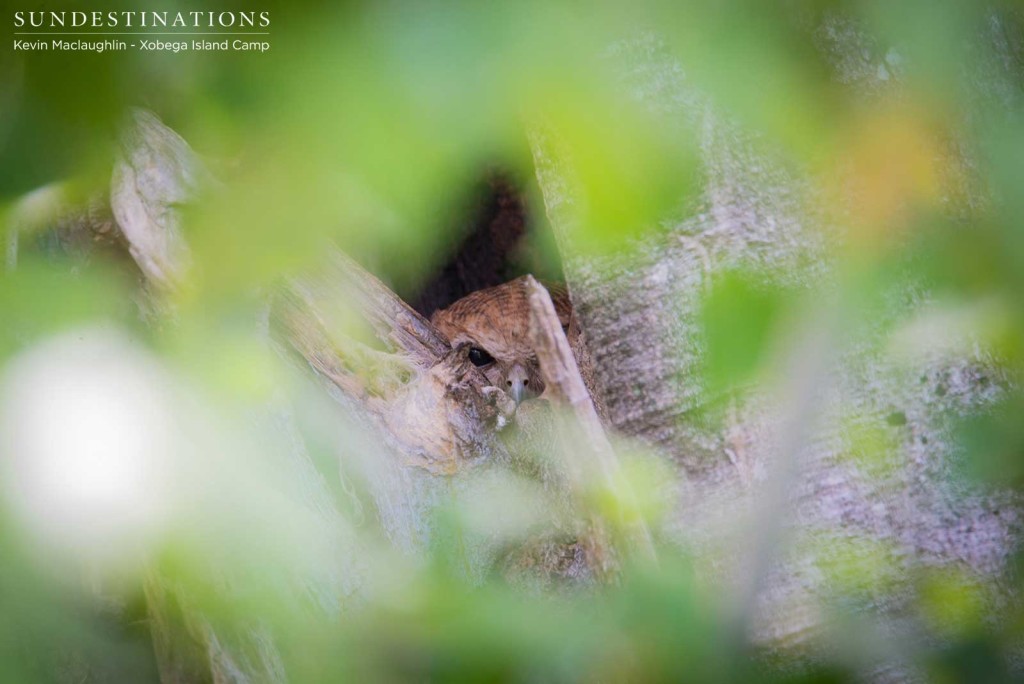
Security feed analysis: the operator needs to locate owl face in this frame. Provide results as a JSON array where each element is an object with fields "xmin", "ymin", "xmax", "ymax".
[
  {"xmin": 464, "ymin": 342, "xmax": 543, "ymax": 404},
  {"xmin": 431, "ymin": 277, "xmax": 571, "ymax": 405}
]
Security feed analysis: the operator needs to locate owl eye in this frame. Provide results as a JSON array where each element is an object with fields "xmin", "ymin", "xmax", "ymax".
[{"xmin": 468, "ymin": 347, "xmax": 494, "ymax": 367}]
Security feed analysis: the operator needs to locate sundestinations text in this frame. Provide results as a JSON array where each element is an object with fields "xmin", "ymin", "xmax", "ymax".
[{"xmin": 14, "ymin": 11, "xmax": 270, "ymax": 29}]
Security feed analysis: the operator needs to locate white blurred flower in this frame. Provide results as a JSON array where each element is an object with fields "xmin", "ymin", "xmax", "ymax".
[{"xmin": 0, "ymin": 328, "xmax": 176, "ymax": 565}]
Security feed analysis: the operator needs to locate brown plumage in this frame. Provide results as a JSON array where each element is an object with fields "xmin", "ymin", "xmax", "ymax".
[{"xmin": 431, "ymin": 277, "xmax": 573, "ymax": 405}]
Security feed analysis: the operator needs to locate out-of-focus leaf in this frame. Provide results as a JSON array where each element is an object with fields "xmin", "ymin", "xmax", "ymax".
[
  {"xmin": 956, "ymin": 389, "xmax": 1024, "ymax": 487},
  {"xmin": 699, "ymin": 269, "xmax": 792, "ymax": 393},
  {"xmin": 0, "ymin": 257, "xmax": 134, "ymax": 361}
]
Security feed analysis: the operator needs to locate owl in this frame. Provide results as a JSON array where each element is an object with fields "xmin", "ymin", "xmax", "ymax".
[{"xmin": 431, "ymin": 277, "xmax": 574, "ymax": 405}]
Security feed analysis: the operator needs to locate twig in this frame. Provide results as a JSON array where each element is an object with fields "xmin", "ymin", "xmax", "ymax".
[{"xmin": 524, "ymin": 276, "xmax": 657, "ymax": 566}]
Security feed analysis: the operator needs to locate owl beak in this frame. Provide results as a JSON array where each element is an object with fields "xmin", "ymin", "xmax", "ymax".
[{"xmin": 507, "ymin": 363, "xmax": 530, "ymax": 405}]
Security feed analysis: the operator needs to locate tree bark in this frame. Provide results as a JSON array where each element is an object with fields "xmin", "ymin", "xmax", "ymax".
[{"xmin": 528, "ymin": 26, "xmax": 1022, "ymax": 676}]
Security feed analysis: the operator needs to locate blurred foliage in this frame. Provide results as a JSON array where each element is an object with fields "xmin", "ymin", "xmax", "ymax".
[
  {"xmin": 699, "ymin": 270, "xmax": 796, "ymax": 395},
  {"xmin": 2, "ymin": 0, "xmax": 1024, "ymax": 682}
]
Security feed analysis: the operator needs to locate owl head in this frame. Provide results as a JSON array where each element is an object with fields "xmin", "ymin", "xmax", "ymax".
[{"xmin": 430, "ymin": 277, "xmax": 572, "ymax": 405}]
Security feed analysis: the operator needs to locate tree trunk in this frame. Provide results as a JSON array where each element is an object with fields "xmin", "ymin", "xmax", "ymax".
[{"xmin": 529, "ymin": 26, "xmax": 1021, "ymax": 675}]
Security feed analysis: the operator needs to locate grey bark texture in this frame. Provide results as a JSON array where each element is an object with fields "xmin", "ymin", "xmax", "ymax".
[
  {"xmin": 530, "ymin": 25, "xmax": 1022, "ymax": 679},
  {"xmin": 111, "ymin": 108, "xmax": 205, "ymax": 289}
]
